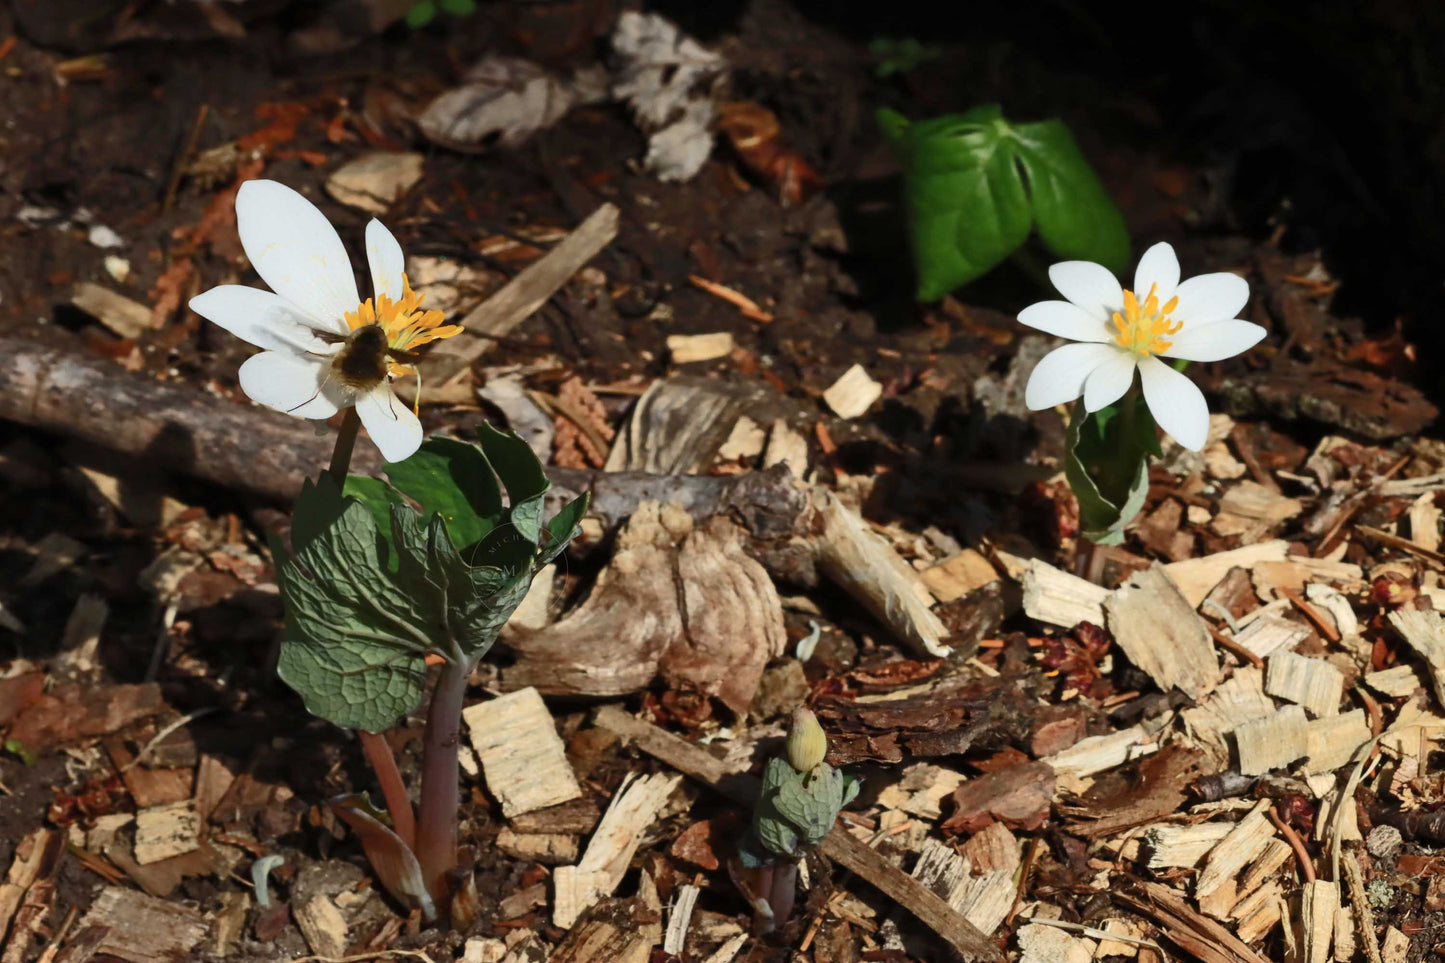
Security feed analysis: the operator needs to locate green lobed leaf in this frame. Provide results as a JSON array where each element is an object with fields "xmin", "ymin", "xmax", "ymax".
[
  {"xmin": 275, "ymin": 501, "xmax": 435, "ymax": 732},
  {"xmin": 405, "ymin": 1, "xmax": 436, "ymax": 28},
  {"xmin": 1010, "ymin": 119, "xmax": 1130, "ymax": 273},
  {"xmin": 881, "ymin": 107, "xmax": 1031, "ymax": 300},
  {"xmin": 752, "ymin": 758, "xmax": 855, "ymax": 857},
  {"xmin": 540, "ymin": 494, "xmax": 590, "ymax": 567}
]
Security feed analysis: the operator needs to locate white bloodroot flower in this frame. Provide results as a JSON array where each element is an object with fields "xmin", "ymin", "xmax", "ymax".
[
  {"xmin": 1018, "ymin": 242, "xmax": 1265, "ymax": 452},
  {"xmin": 189, "ymin": 180, "xmax": 463, "ymax": 462}
]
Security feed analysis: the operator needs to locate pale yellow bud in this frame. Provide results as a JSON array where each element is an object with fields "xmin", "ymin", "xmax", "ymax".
[{"xmin": 786, "ymin": 707, "xmax": 827, "ymax": 773}]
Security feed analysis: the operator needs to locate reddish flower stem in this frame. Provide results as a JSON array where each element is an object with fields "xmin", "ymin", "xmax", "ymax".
[
  {"xmin": 358, "ymin": 730, "xmax": 415, "ymax": 850},
  {"xmin": 413, "ymin": 658, "xmax": 469, "ymax": 907}
]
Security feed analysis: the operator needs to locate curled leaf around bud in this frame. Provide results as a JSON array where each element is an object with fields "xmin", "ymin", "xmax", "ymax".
[{"xmin": 786, "ymin": 707, "xmax": 827, "ymax": 774}]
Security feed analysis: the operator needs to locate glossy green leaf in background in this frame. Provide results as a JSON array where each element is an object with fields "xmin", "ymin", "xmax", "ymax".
[{"xmin": 881, "ymin": 105, "xmax": 1130, "ymax": 300}]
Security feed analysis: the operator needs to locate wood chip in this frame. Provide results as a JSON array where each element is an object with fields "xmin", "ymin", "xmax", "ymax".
[
  {"xmin": 1363, "ymin": 664, "xmax": 1426, "ymax": 699},
  {"xmin": 667, "ymin": 332, "xmax": 735, "ymax": 364},
  {"xmin": 1304, "ymin": 710, "xmax": 1371, "ymax": 774},
  {"xmin": 1410, "ymin": 493, "xmax": 1442, "ymax": 552},
  {"xmin": 910, "ymin": 838, "xmax": 1016, "ymax": 937},
  {"xmin": 1266, "ymin": 651, "xmax": 1344, "ymax": 718},
  {"xmin": 1164, "ymin": 541, "xmax": 1290, "ymax": 608},
  {"xmin": 1386, "ymin": 607, "xmax": 1445, "ymax": 711},
  {"xmin": 74, "ymin": 886, "xmax": 206, "ymax": 963},
  {"xmin": 715, "ymin": 415, "xmax": 765, "ymax": 461},
  {"xmin": 876, "ymin": 763, "xmax": 966, "ymax": 820},
  {"xmin": 550, "ymin": 897, "xmax": 662, "ymax": 963},
  {"xmin": 1297, "ymin": 879, "xmax": 1339, "ymax": 963},
  {"xmin": 496, "ymin": 828, "xmax": 579, "ymax": 865},
  {"xmin": 1141, "ymin": 822, "xmax": 1234, "ymax": 869},
  {"xmin": 762, "ymin": 418, "xmax": 808, "ymax": 480},
  {"xmin": 921, "ymin": 550, "xmax": 999, "ymax": 604},
  {"xmin": 1233, "ymin": 613, "xmax": 1310, "ymax": 660},
  {"xmin": 1182, "ymin": 668, "xmax": 1276, "ymax": 760},
  {"xmin": 132, "ymin": 802, "xmax": 200, "ymax": 865},
  {"xmin": 1105, "ymin": 564, "xmax": 1218, "ymax": 701},
  {"xmin": 1235, "ymin": 706, "xmax": 1309, "ymax": 775},
  {"xmin": 465, "ymin": 687, "xmax": 583, "ymax": 818},
  {"xmin": 325, "ymin": 151, "xmax": 424, "ymax": 214},
  {"xmin": 1046, "ymin": 716, "xmax": 1169, "ymax": 793},
  {"xmin": 1021, "ymin": 559, "xmax": 1108, "ymax": 629},
  {"xmin": 295, "ymin": 894, "xmax": 348, "ymax": 958},
  {"xmin": 553, "ymin": 771, "xmax": 681, "ymax": 928},
  {"xmin": 1196, "ymin": 800, "xmax": 1278, "ymax": 919},
  {"xmin": 822, "ymin": 364, "xmax": 882, "ymax": 419},
  {"xmin": 1212, "ymin": 481, "xmax": 1303, "ymax": 540},
  {"xmin": 71, "ymin": 282, "xmax": 157, "ymax": 339}
]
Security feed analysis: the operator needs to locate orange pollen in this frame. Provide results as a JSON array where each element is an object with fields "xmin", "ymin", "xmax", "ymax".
[
  {"xmin": 343, "ymin": 274, "xmax": 465, "ymax": 356},
  {"xmin": 1111, "ymin": 283, "xmax": 1182, "ymax": 357}
]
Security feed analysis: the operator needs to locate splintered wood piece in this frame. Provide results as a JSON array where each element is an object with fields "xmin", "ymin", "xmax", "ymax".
[
  {"xmin": 0, "ymin": 829, "xmax": 55, "ymax": 945},
  {"xmin": 1232, "ymin": 613, "xmax": 1310, "ymax": 660},
  {"xmin": 1381, "ymin": 926, "xmax": 1408, "ymax": 963},
  {"xmin": 1095, "ymin": 918, "xmax": 1148, "ymax": 958},
  {"xmin": 1196, "ymin": 801, "xmax": 1277, "ymax": 916},
  {"xmin": 497, "ymin": 828, "xmax": 580, "ymax": 865},
  {"xmin": 553, "ymin": 771, "xmax": 681, "ymax": 928},
  {"xmin": 1236, "ymin": 706, "xmax": 1309, "ymax": 775},
  {"xmin": 213, "ymin": 890, "xmax": 249, "ymax": 957},
  {"xmin": 1364, "ymin": 664, "xmax": 1426, "ymax": 699},
  {"xmin": 71, "ymin": 282, "xmax": 156, "ymax": 339},
  {"xmin": 1141, "ymin": 823, "xmax": 1235, "ymax": 869},
  {"xmin": 1411, "ymin": 493, "xmax": 1442, "ymax": 552},
  {"xmin": 1020, "ymin": 558, "xmax": 1108, "ymax": 629},
  {"xmin": 667, "ymin": 332, "xmax": 736, "ymax": 364},
  {"xmin": 549, "ymin": 897, "xmax": 661, "ymax": 963},
  {"xmin": 823, "ymin": 364, "xmax": 883, "ymax": 419},
  {"xmin": 74, "ymin": 886, "xmax": 206, "ymax": 963},
  {"xmin": 810, "ymin": 489, "xmax": 950, "ymax": 657},
  {"xmin": 464, "ymin": 687, "xmax": 582, "ymax": 818},
  {"xmin": 910, "ymin": 838, "xmax": 1013, "ymax": 937},
  {"xmin": 1239, "ymin": 839, "xmax": 1294, "ymax": 896},
  {"xmin": 1387, "ymin": 608, "xmax": 1445, "ymax": 711},
  {"xmin": 1164, "ymin": 541, "xmax": 1290, "ymax": 608},
  {"xmin": 132, "ymin": 802, "xmax": 200, "ymax": 865},
  {"xmin": 1305, "ymin": 582, "xmax": 1360, "ymax": 638},
  {"xmin": 1016, "ymin": 922, "xmax": 1095, "ymax": 962},
  {"xmin": 295, "ymin": 894, "xmax": 348, "ymax": 958},
  {"xmin": 1266, "ymin": 651, "xmax": 1344, "ymax": 718},
  {"xmin": 1105, "ymin": 564, "xmax": 1218, "ymax": 701},
  {"xmin": 1305, "ymin": 710, "xmax": 1371, "ymax": 775},
  {"xmin": 762, "ymin": 418, "xmax": 808, "ymax": 481},
  {"xmin": 1045, "ymin": 715, "xmax": 1170, "ymax": 793},
  {"xmin": 1333, "ymin": 904, "xmax": 1356, "ymax": 963},
  {"xmin": 1213, "ymin": 481, "xmax": 1304, "ymax": 541},
  {"xmin": 1232, "ymin": 883, "xmax": 1283, "ymax": 943},
  {"xmin": 1182, "ymin": 668, "xmax": 1275, "ymax": 760},
  {"xmin": 1297, "ymin": 879, "xmax": 1339, "ymax": 963},
  {"xmin": 715, "ymin": 415, "xmax": 766, "ymax": 462},
  {"xmin": 957, "ymin": 821, "xmax": 1020, "ymax": 875},
  {"xmin": 662, "ymin": 884, "xmax": 699, "ymax": 955}
]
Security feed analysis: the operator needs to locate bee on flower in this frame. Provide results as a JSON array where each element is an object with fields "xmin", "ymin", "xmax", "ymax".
[
  {"xmin": 189, "ymin": 180, "xmax": 464, "ymax": 462},
  {"xmin": 1017, "ymin": 242, "xmax": 1265, "ymax": 452}
]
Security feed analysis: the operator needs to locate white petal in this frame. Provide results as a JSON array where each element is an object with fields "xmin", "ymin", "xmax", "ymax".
[
  {"xmin": 1048, "ymin": 261, "xmax": 1123, "ymax": 318},
  {"xmin": 238, "ymin": 351, "xmax": 341, "ymax": 420},
  {"xmin": 1161, "ymin": 319, "xmax": 1267, "ymax": 362},
  {"xmin": 1138, "ymin": 357, "xmax": 1209, "ymax": 451},
  {"xmin": 1171, "ymin": 272, "xmax": 1250, "ymax": 324},
  {"xmin": 365, "ymin": 219, "xmax": 406, "ymax": 303},
  {"xmin": 191, "ymin": 285, "xmax": 337, "ymax": 355},
  {"xmin": 1023, "ymin": 342, "xmax": 1119, "ymax": 410},
  {"xmin": 236, "ymin": 180, "xmax": 358, "ymax": 334},
  {"xmin": 1133, "ymin": 242, "xmax": 1180, "ymax": 302},
  {"xmin": 1017, "ymin": 300, "xmax": 1112, "ymax": 343},
  {"xmin": 356, "ymin": 384, "xmax": 422, "ymax": 462},
  {"xmin": 1083, "ymin": 353, "xmax": 1138, "ymax": 412}
]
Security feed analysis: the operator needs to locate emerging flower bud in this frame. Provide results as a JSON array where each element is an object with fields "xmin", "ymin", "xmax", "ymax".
[{"xmin": 786, "ymin": 707, "xmax": 827, "ymax": 773}]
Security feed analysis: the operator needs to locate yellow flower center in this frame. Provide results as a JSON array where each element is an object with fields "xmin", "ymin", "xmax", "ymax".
[
  {"xmin": 1111, "ymin": 283, "xmax": 1182, "ymax": 357},
  {"xmin": 343, "ymin": 274, "xmax": 465, "ymax": 376}
]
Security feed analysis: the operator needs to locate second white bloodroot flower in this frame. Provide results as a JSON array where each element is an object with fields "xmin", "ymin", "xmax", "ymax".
[
  {"xmin": 1018, "ymin": 241, "xmax": 1264, "ymax": 451},
  {"xmin": 190, "ymin": 179, "xmax": 464, "ymax": 462}
]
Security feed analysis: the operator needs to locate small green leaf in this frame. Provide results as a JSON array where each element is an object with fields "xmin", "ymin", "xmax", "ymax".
[
  {"xmin": 438, "ymin": 0, "xmax": 476, "ymax": 14},
  {"xmin": 1010, "ymin": 120, "xmax": 1129, "ymax": 273},
  {"xmin": 540, "ymin": 494, "xmax": 589, "ymax": 566},
  {"xmin": 292, "ymin": 472, "xmax": 349, "ymax": 554},
  {"xmin": 475, "ymin": 424, "xmax": 549, "ymax": 543},
  {"xmin": 405, "ymin": 1, "xmax": 436, "ymax": 28},
  {"xmin": 1064, "ymin": 397, "xmax": 1154, "ymax": 545},
  {"xmin": 384, "ymin": 438, "xmax": 502, "ymax": 551}
]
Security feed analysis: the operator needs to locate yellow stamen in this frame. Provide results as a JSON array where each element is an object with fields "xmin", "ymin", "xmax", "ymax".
[
  {"xmin": 343, "ymin": 273, "xmax": 464, "ymax": 408},
  {"xmin": 1111, "ymin": 283, "xmax": 1183, "ymax": 357}
]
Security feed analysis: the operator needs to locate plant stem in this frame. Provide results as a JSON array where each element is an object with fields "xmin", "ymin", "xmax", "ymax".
[
  {"xmin": 328, "ymin": 408, "xmax": 362, "ymax": 479},
  {"xmin": 358, "ymin": 730, "xmax": 416, "ymax": 850},
  {"xmin": 413, "ymin": 658, "xmax": 469, "ymax": 906}
]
